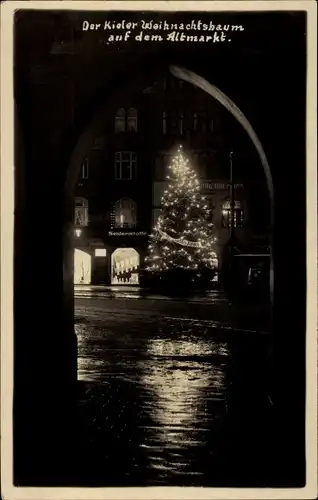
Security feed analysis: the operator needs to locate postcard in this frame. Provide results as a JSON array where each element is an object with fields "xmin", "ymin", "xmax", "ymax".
[{"xmin": 1, "ymin": 1, "xmax": 317, "ymax": 499}]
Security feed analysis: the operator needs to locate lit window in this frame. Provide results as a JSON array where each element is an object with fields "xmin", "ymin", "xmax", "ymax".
[
  {"xmin": 162, "ymin": 111, "xmax": 167, "ymax": 135},
  {"xmin": 80, "ymin": 158, "xmax": 89, "ymax": 179},
  {"xmin": 95, "ymin": 248, "xmax": 107, "ymax": 257},
  {"xmin": 75, "ymin": 197, "xmax": 88, "ymax": 226},
  {"xmin": 115, "ymin": 151, "xmax": 137, "ymax": 180},
  {"xmin": 221, "ymin": 200, "xmax": 244, "ymax": 228},
  {"xmin": 114, "ymin": 198, "xmax": 137, "ymax": 228},
  {"xmin": 127, "ymin": 108, "xmax": 138, "ymax": 132},
  {"xmin": 115, "ymin": 108, "xmax": 125, "ymax": 133}
]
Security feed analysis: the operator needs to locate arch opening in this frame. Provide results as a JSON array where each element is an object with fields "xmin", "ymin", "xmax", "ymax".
[{"xmin": 65, "ymin": 62, "xmax": 273, "ymax": 304}]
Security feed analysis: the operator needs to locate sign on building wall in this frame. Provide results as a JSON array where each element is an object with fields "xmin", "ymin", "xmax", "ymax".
[
  {"xmin": 108, "ymin": 231, "xmax": 147, "ymax": 237},
  {"xmin": 200, "ymin": 181, "xmax": 244, "ymax": 192},
  {"xmin": 153, "ymin": 180, "xmax": 244, "ymax": 206}
]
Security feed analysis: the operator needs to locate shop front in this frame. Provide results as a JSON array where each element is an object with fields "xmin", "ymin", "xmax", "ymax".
[
  {"xmin": 110, "ymin": 247, "xmax": 140, "ymax": 285},
  {"xmin": 74, "ymin": 248, "xmax": 92, "ymax": 284},
  {"xmin": 105, "ymin": 230, "xmax": 148, "ymax": 286}
]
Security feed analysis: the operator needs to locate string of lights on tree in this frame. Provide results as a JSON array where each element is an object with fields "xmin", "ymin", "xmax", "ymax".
[{"xmin": 145, "ymin": 145, "xmax": 218, "ymax": 274}]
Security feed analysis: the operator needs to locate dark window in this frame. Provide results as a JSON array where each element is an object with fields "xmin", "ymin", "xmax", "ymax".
[
  {"xmin": 201, "ymin": 111, "xmax": 207, "ymax": 132},
  {"xmin": 154, "ymin": 156, "xmax": 165, "ymax": 180},
  {"xmin": 200, "ymin": 153, "xmax": 208, "ymax": 178},
  {"xmin": 81, "ymin": 158, "xmax": 89, "ymax": 179},
  {"xmin": 92, "ymin": 136, "xmax": 105, "ymax": 150},
  {"xmin": 171, "ymin": 111, "xmax": 178, "ymax": 135},
  {"xmin": 193, "ymin": 112, "xmax": 198, "ymax": 131},
  {"xmin": 115, "ymin": 108, "xmax": 126, "ymax": 132},
  {"xmin": 115, "ymin": 151, "xmax": 137, "ymax": 180},
  {"xmin": 127, "ymin": 108, "xmax": 138, "ymax": 132},
  {"xmin": 179, "ymin": 111, "xmax": 184, "ymax": 135},
  {"xmin": 162, "ymin": 111, "xmax": 167, "ymax": 135}
]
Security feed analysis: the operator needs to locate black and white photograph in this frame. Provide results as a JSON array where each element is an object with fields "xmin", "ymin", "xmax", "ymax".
[{"xmin": 1, "ymin": 1, "xmax": 317, "ymax": 499}]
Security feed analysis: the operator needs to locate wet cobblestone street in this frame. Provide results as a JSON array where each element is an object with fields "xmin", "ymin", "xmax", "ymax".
[{"xmin": 75, "ymin": 296, "xmax": 274, "ymax": 487}]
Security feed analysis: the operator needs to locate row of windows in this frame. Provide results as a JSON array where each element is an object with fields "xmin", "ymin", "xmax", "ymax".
[
  {"xmin": 80, "ymin": 151, "xmax": 215, "ymax": 181},
  {"xmin": 115, "ymin": 108, "xmax": 138, "ymax": 133},
  {"xmin": 142, "ymin": 76, "xmax": 186, "ymax": 93},
  {"xmin": 80, "ymin": 152, "xmax": 137, "ymax": 180},
  {"xmin": 75, "ymin": 197, "xmax": 244, "ymax": 229},
  {"xmin": 114, "ymin": 108, "xmax": 214, "ymax": 135},
  {"xmin": 162, "ymin": 77, "xmax": 185, "ymax": 90},
  {"xmin": 162, "ymin": 111, "xmax": 213, "ymax": 135},
  {"xmin": 75, "ymin": 197, "xmax": 137, "ymax": 228}
]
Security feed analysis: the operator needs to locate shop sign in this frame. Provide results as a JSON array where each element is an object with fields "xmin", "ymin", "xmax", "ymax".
[
  {"xmin": 108, "ymin": 231, "xmax": 147, "ymax": 237},
  {"xmin": 201, "ymin": 181, "xmax": 244, "ymax": 191}
]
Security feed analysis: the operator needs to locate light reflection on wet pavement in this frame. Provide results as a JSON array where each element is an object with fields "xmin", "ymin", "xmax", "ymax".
[
  {"xmin": 75, "ymin": 299, "xmax": 273, "ymax": 487},
  {"xmin": 74, "ymin": 285, "xmax": 228, "ymax": 303}
]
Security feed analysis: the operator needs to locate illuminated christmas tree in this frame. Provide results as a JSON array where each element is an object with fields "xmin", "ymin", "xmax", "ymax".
[{"xmin": 145, "ymin": 146, "xmax": 218, "ymax": 275}]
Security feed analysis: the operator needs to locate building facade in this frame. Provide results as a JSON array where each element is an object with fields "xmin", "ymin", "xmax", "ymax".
[{"xmin": 73, "ymin": 73, "xmax": 270, "ymax": 286}]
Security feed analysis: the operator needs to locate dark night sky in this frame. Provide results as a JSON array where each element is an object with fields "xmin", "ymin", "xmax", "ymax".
[
  {"xmin": 14, "ymin": 9, "xmax": 307, "ymax": 156},
  {"xmin": 14, "ymin": 8, "xmax": 307, "ymax": 234}
]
